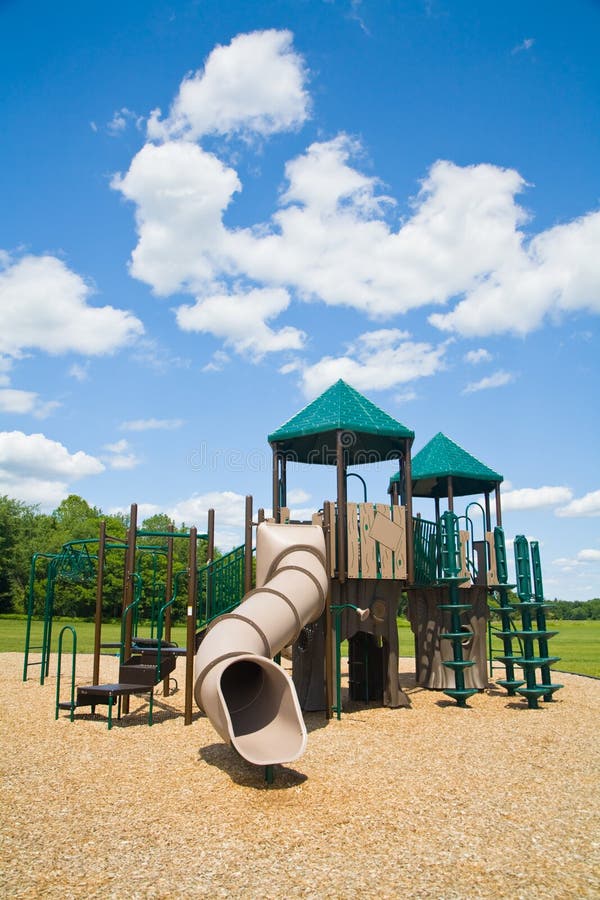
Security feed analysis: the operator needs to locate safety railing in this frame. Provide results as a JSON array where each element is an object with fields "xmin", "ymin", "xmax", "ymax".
[
  {"xmin": 198, "ymin": 544, "xmax": 247, "ymax": 627},
  {"xmin": 412, "ymin": 516, "xmax": 439, "ymax": 584}
]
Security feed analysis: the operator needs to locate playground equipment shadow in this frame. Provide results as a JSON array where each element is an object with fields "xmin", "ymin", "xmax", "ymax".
[{"xmin": 199, "ymin": 743, "xmax": 308, "ymax": 790}]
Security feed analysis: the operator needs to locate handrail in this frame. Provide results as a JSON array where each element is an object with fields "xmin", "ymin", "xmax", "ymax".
[
  {"xmin": 155, "ymin": 569, "xmax": 188, "ymax": 679},
  {"xmin": 120, "ymin": 572, "xmax": 143, "ymax": 665},
  {"xmin": 22, "ymin": 552, "xmax": 58, "ymax": 682},
  {"xmin": 330, "ymin": 603, "xmax": 370, "ymax": 720},
  {"xmin": 55, "ymin": 625, "xmax": 77, "ymax": 722}
]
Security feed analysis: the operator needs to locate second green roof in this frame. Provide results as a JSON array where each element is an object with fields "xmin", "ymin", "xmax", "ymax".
[
  {"xmin": 268, "ymin": 379, "xmax": 414, "ymax": 465},
  {"xmin": 390, "ymin": 431, "xmax": 503, "ymax": 497}
]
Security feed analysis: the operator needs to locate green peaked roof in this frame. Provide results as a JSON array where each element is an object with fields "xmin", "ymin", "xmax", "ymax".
[
  {"xmin": 268, "ymin": 380, "xmax": 414, "ymax": 466},
  {"xmin": 390, "ymin": 431, "xmax": 503, "ymax": 498}
]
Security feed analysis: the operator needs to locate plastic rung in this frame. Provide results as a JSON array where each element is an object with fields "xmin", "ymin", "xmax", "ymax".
[
  {"xmin": 440, "ymin": 632, "xmax": 474, "ymax": 640},
  {"xmin": 489, "ymin": 583, "xmax": 517, "ymax": 591},
  {"xmin": 495, "ymin": 655, "xmax": 521, "ymax": 664},
  {"xmin": 442, "ymin": 660, "xmax": 476, "ymax": 670},
  {"xmin": 538, "ymin": 683, "xmax": 563, "ymax": 694},
  {"xmin": 510, "ymin": 602, "xmax": 553, "ymax": 610},
  {"xmin": 513, "ymin": 657, "xmax": 560, "ymax": 667},
  {"xmin": 438, "ymin": 603, "xmax": 473, "ymax": 611},
  {"xmin": 516, "ymin": 686, "xmax": 550, "ymax": 699},
  {"xmin": 494, "ymin": 630, "xmax": 558, "ymax": 640},
  {"xmin": 496, "ymin": 679, "xmax": 526, "ymax": 690},
  {"xmin": 443, "ymin": 688, "xmax": 478, "ymax": 700}
]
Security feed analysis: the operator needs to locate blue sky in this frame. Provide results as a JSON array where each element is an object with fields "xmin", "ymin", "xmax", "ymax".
[{"xmin": 1, "ymin": 0, "xmax": 599, "ymax": 600}]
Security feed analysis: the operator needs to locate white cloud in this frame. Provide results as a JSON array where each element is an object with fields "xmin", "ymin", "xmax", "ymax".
[
  {"xmin": 0, "ymin": 430, "xmax": 104, "ymax": 508},
  {"xmin": 464, "ymin": 348, "xmax": 492, "ymax": 365},
  {"xmin": 0, "ymin": 356, "xmax": 13, "ymax": 386},
  {"xmin": 147, "ymin": 30, "xmax": 309, "ymax": 142},
  {"xmin": 176, "ymin": 287, "xmax": 305, "ymax": 360},
  {"xmin": 103, "ymin": 438, "xmax": 140, "ymax": 470},
  {"xmin": 299, "ymin": 330, "xmax": 447, "ymax": 398},
  {"xmin": 430, "ymin": 209, "xmax": 600, "ymax": 336},
  {"xmin": 107, "ymin": 107, "xmax": 143, "ymax": 135},
  {"xmin": 463, "ymin": 369, "xmax": 515, "ymax": 393},
  {"xmin": 0, "ymin": 254, "xmax": 144, "ymax": 357},
  {"xmin": 287, "ymin": 488, "xmax": 310, "ymax": 504},
  {"xmin": 556, "ymin": 489, "xmax": 600, "ymax": 518},
  {"xmin": 577, "ymin": 549, "xmax": 600, "ymax": 562},
  {"xmin": 0, "ymin": 388, "xmax": 60, "ymax": 419},
  {"xmin": 501, "ymin": 485, "xmax": 573, "ymax": 511},
  {"xmin": 120, "ymin": 418, "xmax": 184, "ymax": 432},
  {"xmin": 68, "ymin": 362, "xmax": 90, "ymax": 382},
  {"xmin": 203, "ymin": 350, "xmax": 231, "ymax": 372},
  {"xmin": 512, "ymin": 37, "xmax": 535, "ymax": 54}
]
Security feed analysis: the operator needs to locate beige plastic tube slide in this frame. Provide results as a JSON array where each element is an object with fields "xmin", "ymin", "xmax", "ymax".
[{"xmin": 194, "ymin": 522, "xmax": 328, "ymax": 766}]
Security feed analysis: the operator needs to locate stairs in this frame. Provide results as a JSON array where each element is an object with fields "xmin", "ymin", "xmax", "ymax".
[{"xmin": 63, "ymin": 639, "xmax": 183, "ymax": 729}]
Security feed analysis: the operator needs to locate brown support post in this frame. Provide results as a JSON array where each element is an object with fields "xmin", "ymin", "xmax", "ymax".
[
  {"xmin": 92, "ymin": 520, "xmax": 106, "ymax": 685},
  {"xmin": 163, "ymin": 524, "xmax": 174, "ymax": 697},
  {"xmin": 207, "ymin": 508, "xmax": 215, "ymax": 563},
  {"xmin": 336, "ymin": 431, "xmax": 347, "ymax": 583},
  {"xmin": 121, "ymin": 503, "xmax": 137, "ymax": 715},
  {"xmin": 185, "ymin": 526, "xmax": 198, "ymax": 726},
  {"xmin": 434, "ymin": 496, "xmax": 441, "ymax": 523},
  {"xmin": 272, "ymin": 444, "xmax": 280, "ymax": 522},
  {"xmin": 484, "ymin": 492, "xmax": 492, "ymax": 531},
  {"xmin": 495, "ymin": 483, "xmax": 503, "ymax": 527},
  {"xmin": 447, "ymin": 476, "xmax": 454, "ymax": 512},
  {"xmin": 323, "ymin": 502, "xmax": 334, "ymax": 719},
  {"xmin": 258, "ymin": 507, "xmax": 265, "ymax": 524},
  {"xmin": 280, "ymin": 456, "xmax": 287, "ymax": 508},
  {"xmin": 244, "ymin": 495, "xmax": 253, "ymax": 595},
  {"xmin": 404, "ymin": 440, "xmax": 414, "ymax": 585}
]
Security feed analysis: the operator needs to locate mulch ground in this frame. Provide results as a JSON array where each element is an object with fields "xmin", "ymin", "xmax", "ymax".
[{"xmin": 1, "ymin": 652, "xmax": 598, "ymax": 899}]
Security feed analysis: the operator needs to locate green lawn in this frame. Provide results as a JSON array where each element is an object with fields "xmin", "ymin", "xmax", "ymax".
[{"xmin": 2, "ymin": 615, "xmax": 598, "ymax": 677}]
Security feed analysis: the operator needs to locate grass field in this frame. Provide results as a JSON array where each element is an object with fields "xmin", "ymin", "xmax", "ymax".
[{"xmin": 3, "ymin": 614, "xmax": 598, "ymax": 677}]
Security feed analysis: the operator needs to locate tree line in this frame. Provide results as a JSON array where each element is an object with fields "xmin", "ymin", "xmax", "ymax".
[
  {"xmin": 0, "ymin": 493, "xmax": 598, "ymax": 621},
  {"xmin": 0, "ymin": 494, "xmax": 210, "ymax": 621}
]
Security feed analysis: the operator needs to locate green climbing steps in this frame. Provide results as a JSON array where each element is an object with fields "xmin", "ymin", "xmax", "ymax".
[
  {"xmin": 489, "ymin": 527, "xmax": 525, "ymax": 695},
  {"xmin": 493, "ymin": 535, "xmax": 562, "ymax": 709},
  {"xmin": 438, "ymin": 511, "xmax": 478, "ymax": 707}
]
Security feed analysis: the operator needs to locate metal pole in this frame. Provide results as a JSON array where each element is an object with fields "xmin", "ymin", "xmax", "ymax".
[
  {"xmin": 244, "ymin": 495, "xmax": 253, "ymax": 595},
  {"xmin": 447, "ymin": 475, "xmax": 454, "ymax": 512},
  {"xmin": 121, "ymin": 503, "xmax": 137, "ymax": 715},
  {"xmin": 323, "ymin": 502, "xmax": 334, "ymax": 719},
  {"xmin": 484, "ymin": 492, "xmax": 491, "ymax": 531},
  {"xmin": 185, "ymin": 526, "xmax": 198, "ymax": 726},
  {"xmin": 404, "ymin": 439, "xmax": 414, "ymax": 584},
  {"xmin": 336, "ymin": 431, "xmax": 347, "ymax": 583},
  {"xmin": 92, "ymin": 520, "xmax": 106, "ymax": 685},
  {"xmin": 207, "ymin": 509, "xmax": 215, "ymax": 563},
  {"xmin": 280, "ymin": 456, "xmax": 287, "ymax": 508},
  {"xmin": 272, "ymin": 444, "xmax": 280, "ymax": 523},
  {"xmin": 162, "ymin": 524, "xmax": 174, "ymax": 697}
]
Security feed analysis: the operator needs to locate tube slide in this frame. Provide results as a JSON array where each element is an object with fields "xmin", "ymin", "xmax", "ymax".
[{"xmin": 194, "ymin": 522, "xmax": 328, "ymax": 766}]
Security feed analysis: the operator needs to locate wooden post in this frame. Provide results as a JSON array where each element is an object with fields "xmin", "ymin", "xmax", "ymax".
[
  {"xmin": 447, "ymin": 475, "xmax": 454, "ymax": 512},
  {"xmin": 484, "ymin": 492, "xmax": 492, "ymax": 531},
  {"xmin": 258, "ymin": 507, "xmax": 265, "ymax": 524},
  {"xmin": 435, "ymin": 496, "xmax": 440, "ymax": 523},
  {"xmin": 121, "ymin": 503, "xmax": 137, "ymax": 715},
  {"xmin": 323, "ymin": 502, "xmax": 334, "ymax": 719},
  {"xmin": 336, "ymin": 431, "xmax": 347, "ymax": 583},
  {"xmin": 163, "ymin": 524, "xmax": 174, "ymax": 697},
  {"xmin": 207, "ymin": 508, "xmax": 215, "ymax": 563},
  {"xmin": 495, "ymin": 483, "xmax": 503, "ymax": 527},
  {"xmin": 280, "ymin": 456, "xmax": 287, "ymax": 507},
  {"xmin": 244, "ymin": 495, "xmax": 253, "ymax": 595},
  {"xmin": 92, "ymin": 520, "xmax": 106, "ymax": 685},
  {"xmin": 185, "ymin": 526, "xmax": 198, "ymax": 726},
  {"xmin": 404, "ymin": 440, "xmax": 414, "ymax": 585},
  {"xmin": 272, "ymin": 444, "xmax": 280, "ymax": 523}
]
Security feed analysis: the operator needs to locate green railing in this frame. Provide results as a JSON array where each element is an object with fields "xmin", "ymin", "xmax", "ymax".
[
  {"xmin": 412, "ymin": 516, "xmax": 438, "ymax": 584},
  {"xmin": 198, "ymin": 544, "xmax": 247, "ymax": 627}
]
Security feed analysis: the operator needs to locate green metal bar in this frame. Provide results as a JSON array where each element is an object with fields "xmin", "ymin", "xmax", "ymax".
[
  {"xmin": 136, "ymin": 529, "xmax": 208, "ymax": 540},
  {"xmin": 22, "ymin": 553, "xmax": 56, "ymax": 681},
  {"xmin": 108, "ymin": 695, "xmax": 113, "ymax": 730},
  {"xmin": 331, "ymin": 604, "xmax": 365, "ymax": 719},
  {"xmin": 345, "ymin": 472, "xmax": 368, "ymax": 502},
  {"xmin": 55, "ymin": 625, "xmax": 77, "ymax": 722},
  {"xmin": 41, "ymin": 558, "xmax": 59, "ymax": 685}
]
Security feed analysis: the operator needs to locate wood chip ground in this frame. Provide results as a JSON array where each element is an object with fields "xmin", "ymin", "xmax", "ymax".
[{"xmin": 1, "ymin": 652, "xmax": 599, "ymax": 899}]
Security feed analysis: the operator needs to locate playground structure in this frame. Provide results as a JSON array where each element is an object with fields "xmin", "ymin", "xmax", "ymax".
[{"xmin": 25, "ymin": 380, "xmax": 562, "ymax": 773}]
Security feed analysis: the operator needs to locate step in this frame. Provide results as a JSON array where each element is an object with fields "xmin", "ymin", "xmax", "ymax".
[
  {"xmin": 439, "ymin": 632, "xmax": 474, "ymax": 640},
  {"xmin": 77, "ymin": 683, "xmax": 153, "ymax": 705},
  {"xmin": 438, "ymin": 603, "xmax": 473, "ymax": 612},
  {"xmin": 496, "ymin": 679, "xmax": 526, "ymax": 691},
  {"xmin": 443, "ymin": 688, "xmax": 478, "ymax": 706},
  {"xmin": 494, "ymin": 630, "xmax": 559, "ymax": 640},
  {"xmin": 538, "ymin": 683, "xmax": 563, "ymax": 696},
  {"xmin": 512, "ymin": 656, "xmax": 560, "ymax": 668},
  {"xmin": 516, "ymin": 686, "xmax": 551, "ymax": 700},
  {"xmin": 495, "ymin": 655, "xmax": 522, "ymax": 665},
  {"xmin": 442, "ymin": 659, "xmax": 476, "ymax": 670},
  {"xmin": 57, "ymin": 700, "xmax": 77, "ymax": 710},
  {"xmin": 509, "ymin": 602, "xmax": 553, "ymax": 610}
]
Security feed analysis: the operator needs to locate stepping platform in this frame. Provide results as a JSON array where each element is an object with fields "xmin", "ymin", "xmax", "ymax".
[{"xmin": 75, "ymin": 683, "xmax": 154, "ymax": 729}]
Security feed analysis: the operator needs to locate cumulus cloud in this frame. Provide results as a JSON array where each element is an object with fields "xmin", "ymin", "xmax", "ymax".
[
  {"xmin": 464, "ymin": 348, "xmax": 492, "ymax": 365},
  {"xmin": 577, "ymin": 548, "xmax": 600, "ymax": 562},
  {"xmin": 0, "ymin": 389, "xmax": 60, "ymax": 419},
  {"xmin": 556, "ymin": 489, "xmax": 600, "ymax": 518},
  {"xmin": 512, "ymin": 37, "xmax": 535, "ymax": 54},
  {"xmin": 501, "ymin": 485, "xmax": 573, "ymax": 511},
  {"xmin": 120, "ymin": 418, "xmax": 184, "ymax": 432},
  {"xmin": 102, "ymin": 439, "xmax": 140, "ymax": 470},
  {"xmin": 0, "ymin": 430, "xmax": 104, "ymax": 508},
  {"xmin": 0, "ymin": 254, "xmax": 144, "ymax": 357},
  {"xmin": 298, "ymin": 329, "xmax": 447, "ymax": 399},
  {"xmin": 147, "ymin": 29, "xmax": 309, "ymax": 142},
  {"xmin": 463, "ymin": 369, "xmax": 515, "ymax": 393},
  {"xmin": 176, "ymin": 287, "xmax": 305, "ymax": 360}
]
